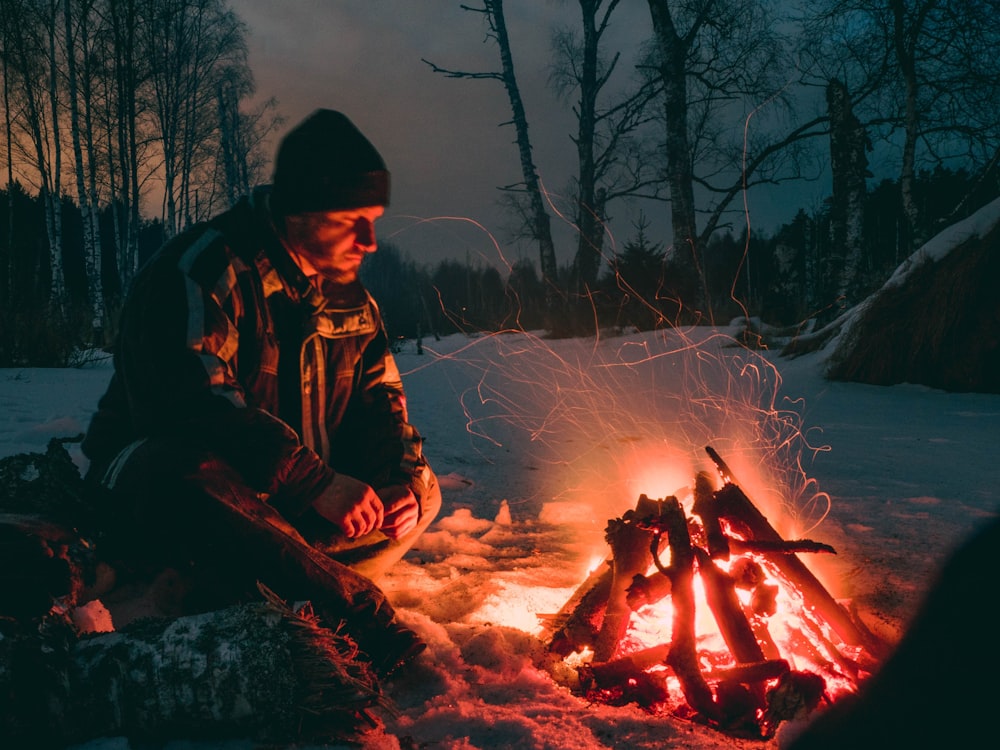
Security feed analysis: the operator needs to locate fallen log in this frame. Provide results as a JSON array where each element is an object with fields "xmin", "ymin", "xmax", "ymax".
[{"xmin": 0, "ymin": 588, "xmax": 389, "ymax": 746}]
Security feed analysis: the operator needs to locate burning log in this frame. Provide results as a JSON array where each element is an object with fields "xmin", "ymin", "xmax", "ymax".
[
  {"xmin": 544, "ymin": 496, "xmax": 663, "ymax": 657},
  {"xmin": 543, "ymin": 560, "xmax": 612, "ymax": 656},
  {"xmin": 583, "ymin": 643, "xmax": 671, "ymax": 687},
  {"xmin": 704, "ymin": 659, "xmax": 790, "ymax": 685},
  {"xmin": 0, "ymin": 514, "xmax": 92, "ymax": 620},
  {"xmin": 695, "ymin": 547, "xmax": 765, "ymax": 667},
  {"xmin": 592, "ymin": 495, "xmax": 659, "ymax": 662},
  {"xmin": 692, "ymin": 471, "xmax": 729, "ymax": 559},
  {"xmin": 730, "ymin": 538, "xmax": 837, "ymax": 555},
  {"xmin": 625, "ymin": 570, "xmax": 672, "ymax": 610},
  {"xmin": 705, "ymin": 446, "xmax": 887, "ymax": 659},
  {"xmin": 550, "ymin": 446, "xmax": 888, "ymax": 738},
  {"xmin": 652, "ymin": 496, "xmax": 721, "ymax": 722}
]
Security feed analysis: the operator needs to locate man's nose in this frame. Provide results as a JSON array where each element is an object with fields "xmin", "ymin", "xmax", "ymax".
[{"xmin": 356, "ymin": 219, "xmax": 377, "ymax": 251}]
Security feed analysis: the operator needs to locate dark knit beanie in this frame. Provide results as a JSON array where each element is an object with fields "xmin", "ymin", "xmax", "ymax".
[{"xmin": 271, "ymin": 109, "xmax": 390, "ymax": 215}]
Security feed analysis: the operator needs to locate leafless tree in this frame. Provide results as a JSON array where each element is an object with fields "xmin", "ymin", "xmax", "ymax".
[
  {"xmin": 826, "ymin": 78, "xmax": 871, "ymax": 305},
  {"xmin": 548, "ymin": 0, "xmax": 662, "ymax": 301},
  {"xmin": 216, "ymin": 67, "xmax": 281, "ymax": 209},
  {"xmin": 63, "ymin": 0, "xmax": 103, "ymax": 334},
  {"xmin": 424, "ymin": 0, "xmax": 561, "ymax": 315},
  {"xmin": 1, "ymin": 0, "xmax": 270, "ymax": 339},
  {"xmin": 0, "ymin": 0, "xmax": 66, "ymax": 308},
  {"xmin": 139, "ymin": 0, "xmax": 248, "ymax": 236},
  {"xmin": 100, "ymin": 0, "xmax": 147, "ymax": 284},
  {"xmin": 803, "ymin": 0, "xmax": 1000, "ymax": 248},
  {"xmin": 643, "ymin": 0, "xmax": 827, "ymax": 317}
]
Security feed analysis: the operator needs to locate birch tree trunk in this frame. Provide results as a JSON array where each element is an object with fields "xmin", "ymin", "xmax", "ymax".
[
  {"xmin": 78, "ymin": 0, "xmax": 106, "ymax": 336},
  {"xmin": 5, "ymin": 0, "xmax": 64, "ymax": 308},
  {"xmin": 64, "ymin": 0, "xmax": 101, "ymax": 335},
  {"xmin": 827, "ymin": 78, "xmax": 869, "ymax": 306},
  {"xmin": 485, "ymin": 0, "xmax": 560, "ymax": 313},
  {"xmin": 570, "ymin": 0, "xmax": 605, "ymax": 296},
  {"xmin": 143, "ymin": 0, "xmax": 247, "ymax": 235},
  {"xmin": 2, "ymin": 29, "xmax": 14, "ymax": 307},
  {"xmin": 217, "ymin": 76, "xmax": 245, "ymax": 207},
  {"xmin": 646, "ymin": 0, "xmax": 703, "ymax": 313},
  {"xmin": 890, "ymin": 0, "xmax": 925, "ymax": 248},
  {"xmin": 108, "ymin": 0, "xmax": 143, "ymax": 282},
  {"xmin": 45, "ymin": 0, "xmax": 65, "ymax": 307}
]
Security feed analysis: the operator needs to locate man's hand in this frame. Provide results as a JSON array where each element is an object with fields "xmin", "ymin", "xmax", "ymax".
[
  {"xmin": 377, "ymin": 485, "xmax": 420, "ymax": 540},
  {"xmin": 313, "ymin": 474, "xmax": 384, "ymax": 538}
]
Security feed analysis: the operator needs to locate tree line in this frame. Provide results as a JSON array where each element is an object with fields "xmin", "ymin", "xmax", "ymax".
[
  {"xmin": 359, "ymin": 162, "xmax": 998, "ymax": 344},
  {"xmin": 429, "ymin": 0, "xmax": 1000, "ymax": 331},
  {"xmin": 0, "ymin": 0, "xmax": 278, "ymax": 364},
  {"xmin": 2, "ymin": 0, "xmax": 999, "ymax": 365}
]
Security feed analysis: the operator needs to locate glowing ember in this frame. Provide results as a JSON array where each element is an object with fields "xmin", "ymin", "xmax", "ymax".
[{"xmin": 470, "ymin": 580, "xmax": 579, "ymax": 635}]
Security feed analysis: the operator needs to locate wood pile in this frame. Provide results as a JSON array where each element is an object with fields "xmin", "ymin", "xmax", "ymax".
[{"xmin": 541, "ymin": 446, "xmax": 888, "ymax": 738}]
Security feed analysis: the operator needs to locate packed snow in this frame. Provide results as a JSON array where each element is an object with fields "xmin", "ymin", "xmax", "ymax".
[{"xmin": 2, "ymin": 320, "xmax": 996, "ymax": 749}]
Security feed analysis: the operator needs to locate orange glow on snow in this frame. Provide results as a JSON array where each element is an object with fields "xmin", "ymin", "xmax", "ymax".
[{"xmin": 469, "ymin": 581, "xmax": 579, "ymax": 635}]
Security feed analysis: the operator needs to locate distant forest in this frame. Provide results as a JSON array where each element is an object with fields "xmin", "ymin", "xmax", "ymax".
[
  {"xmin": 363, "ymin": 166, "xmax": 1000, "ymax": 342},
  {"xmin": 2, "ymin": 0, "xmax": 999, "ymax": 365}
]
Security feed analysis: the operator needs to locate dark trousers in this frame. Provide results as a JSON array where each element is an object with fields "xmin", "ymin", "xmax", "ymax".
[{"xmin": 87, "ymin": 437, "xmax": 438, "ymax": 643}]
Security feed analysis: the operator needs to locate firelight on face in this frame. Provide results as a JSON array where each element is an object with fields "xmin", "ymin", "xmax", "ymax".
[{"xmin": 283, "ymin": 205, "xmax": 384, "ymax": 284}]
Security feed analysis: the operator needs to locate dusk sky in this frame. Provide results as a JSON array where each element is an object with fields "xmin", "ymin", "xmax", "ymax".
[{"xmin": 237, "ymin": 1, "xmax": 819, "ymax": 271}]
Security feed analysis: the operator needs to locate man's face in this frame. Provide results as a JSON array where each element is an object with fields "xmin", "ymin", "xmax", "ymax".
[{"xmin": 282, "ymin": 205, "xmax": 384, "ymax": 284}]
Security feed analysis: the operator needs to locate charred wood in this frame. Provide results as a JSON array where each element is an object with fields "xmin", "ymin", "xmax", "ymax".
[
  {"xmin": 545, "ymin": 561, "xmax": 612, "ymax": 656},
  {"xmin": 625, "ymin": 571, "xmax": 672, "ymax": 611},
  {"xmin": 751, "ymin": 582, "xmax": 779, "ymax": 617},
  {"xmin": 730, "ymin": 538, "xmax": 837, "ymax": 555},
  {"xmin": 584, "ymin": 643, "xmax": 671, "ymax": 687},
  {"xmin": 0, "ymin": 514, "xmax": 93, "ymax": 621},
  {"xmin": 705, "ymin": 658, "xmax": 790, "ymax": 685},
  {"xmin": 695, "ymin": 548, "xmax": 766, "ymax": 666},
  {"xmin": 763, "ymin": 669, "xmax": 828, "ymax": 737},
  {"xmin": 692, "ymin": 471, "xmax": 729, "ymax": 560},
  {"xmin": 705, "ymin": 447, "xmax": 887, "ymax": 659},
  {"xmin": 593, "ymin": 495, "xmax": 659, "ymax": 662},
  {"xmin": 653, "ymin": 496, "xmax": 720, "ymax": 721},
  {"xmin": 729, "ymin": 556, "xmax": 765, "ymax": 589}
]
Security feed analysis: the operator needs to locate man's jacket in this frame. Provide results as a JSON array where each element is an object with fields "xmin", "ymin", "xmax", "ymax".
[{"xmin": 83, "ymin": 189, "xmax": 426, "ymax": 518}]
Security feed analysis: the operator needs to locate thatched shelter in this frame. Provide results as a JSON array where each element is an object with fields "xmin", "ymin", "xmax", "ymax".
[{"xmin": 787, "ymin": 197, "xmax": 1000, "ymax": 394}]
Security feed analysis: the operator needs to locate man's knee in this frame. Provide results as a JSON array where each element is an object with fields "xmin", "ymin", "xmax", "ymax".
[{"xmin": 416, "ymin": 467, "xmax": 442, "ymax": 531}]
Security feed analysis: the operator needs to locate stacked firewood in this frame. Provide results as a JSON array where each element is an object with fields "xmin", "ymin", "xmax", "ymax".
[{"xmin": 541, "ymin": 446, "xmax": 887, "ymax": 738}]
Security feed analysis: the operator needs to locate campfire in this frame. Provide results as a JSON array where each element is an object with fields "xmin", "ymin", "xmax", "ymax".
[{"xmin": 541, "ymin": 446, "xmax": 886, "ymax": 739}]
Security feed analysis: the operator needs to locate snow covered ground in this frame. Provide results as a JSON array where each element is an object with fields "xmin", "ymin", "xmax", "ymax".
[{"xmin": 2, "ymin": 324, "xmax": 997, "ymax": 749}]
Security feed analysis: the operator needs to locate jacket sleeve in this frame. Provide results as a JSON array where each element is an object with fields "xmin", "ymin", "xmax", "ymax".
[
  {"xmin": 112, "ymin": 229, "xmax": 333, "ymax": 509},
  {"xmin": 331, "ymin": 305, "xmax": 429, "ymax": 494}
]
